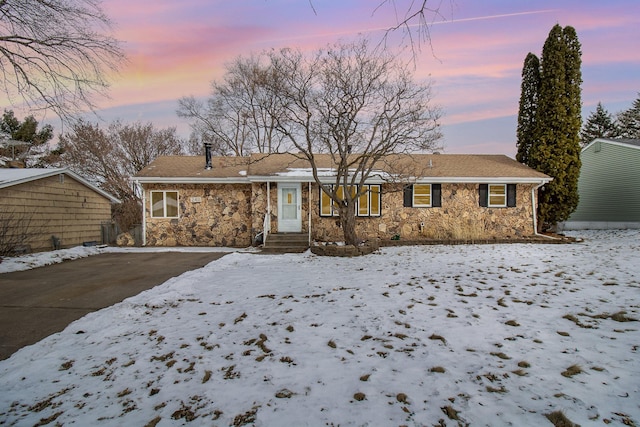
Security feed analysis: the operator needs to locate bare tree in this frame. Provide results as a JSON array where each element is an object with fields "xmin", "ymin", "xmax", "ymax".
[
  {"xmin": 0, "ymin": 207, "xmax": 34, "ymax": 256},
  {"xmin": 265, "ymin": 39, "xmax": 442, "ymax": 245},
  {"xmin": 0, "ymin": 0, "xmax": 124, "ymax": 120},
  {"xmin": 308, "ymin": 0, "xmax": 451, "ymax": 61},
  {"xmin": 177, "ymin": 54, "xmax": 288, "ymax": 156},
  {"xmin": 57, "ymin": 120, "xmax": 186, "ymax": 230}
]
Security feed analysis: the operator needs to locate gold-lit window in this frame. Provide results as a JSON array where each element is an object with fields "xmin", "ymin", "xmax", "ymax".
[
  {"xmin": 488, "ymin": 184, "xmax": 506, "ymax": 207},
  {"xmin": 413, "ymin": 184, "xmax": 431, "ymax": 207},
  {"xmin": 151, "ymin": 191, "xmax": 179, "ymax": 218},
  {"xmin": 320, "ymin": 185, "xmax": 381, "ymax": 217}
]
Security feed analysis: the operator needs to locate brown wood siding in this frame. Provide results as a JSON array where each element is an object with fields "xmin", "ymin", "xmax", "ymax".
[{"xmin": 0, "ymin": 174, "xmax": 113, "ymax": 252}]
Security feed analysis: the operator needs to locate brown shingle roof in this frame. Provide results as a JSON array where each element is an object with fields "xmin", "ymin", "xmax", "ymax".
[{"xmin": 134, "ymin": 153, "xmax": 550, "ymax": 183}]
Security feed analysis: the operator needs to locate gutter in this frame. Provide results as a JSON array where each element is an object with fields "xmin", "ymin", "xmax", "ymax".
[{"xmin": 531, "ymin": 181, "xmax": 559, "ymax": 240}]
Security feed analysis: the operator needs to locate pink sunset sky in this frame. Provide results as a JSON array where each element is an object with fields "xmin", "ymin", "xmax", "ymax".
[{"xmin": 31, "ymin": 0, "xmax": 640, "ymax": 155}]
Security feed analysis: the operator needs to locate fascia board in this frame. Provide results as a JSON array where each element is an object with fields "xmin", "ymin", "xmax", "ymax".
[
  {"xmin": 134, "ymin": 175, "xmax": 551, "ymax": 185},
  {"xmin": 133, "ymin": 177, "xmax": 250, "ymax": 185}
]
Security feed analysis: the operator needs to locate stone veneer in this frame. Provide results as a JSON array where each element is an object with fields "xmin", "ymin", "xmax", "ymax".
[
  {"xmin": 145, "ymin": 183, "xmax": 252, "ymax": 247},
  {"xmin": 144, "ymin": 182, "xmax": 539, "ymax": 247},
  {"xmin": 310, "ymin": 183, "xmax": 538, "ymax": 242}
]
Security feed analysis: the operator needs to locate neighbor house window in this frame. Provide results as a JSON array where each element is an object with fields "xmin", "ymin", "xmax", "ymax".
[
  {"xmin": 151, "ymin": 191, "xmax": 179, "ymax": 218},
  {"xmin": 320, "ymin": 185, "xmax": 381, "ymax": 217},
  {"xmin": 479, "ymin": 184, "xmax": 516, "ymax": 208},
  {"xmin": 403, "ymin": 184, "xmax": 441, "ymax": 207}
]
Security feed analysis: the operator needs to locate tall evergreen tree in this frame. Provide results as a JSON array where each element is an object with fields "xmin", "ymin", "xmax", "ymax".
[
  {"xmin": 617, "ymin": 93, "xmax": 640, "ymax": 139},
  {"xmin": 580, "ymin": 102, "xmax": 620, "ymax": 145},
  {"xmin": 516, "ymin": 53, "xmax": 541, "ymax": 164},
  {"xmin": 527, "ymin": 24, "xmax": 582, "ymax": 230}
]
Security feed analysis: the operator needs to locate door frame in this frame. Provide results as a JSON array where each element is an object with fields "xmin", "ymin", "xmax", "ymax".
[{"xmin": 277, "ymin": 182, "xmax": 302, "ymax": 232}]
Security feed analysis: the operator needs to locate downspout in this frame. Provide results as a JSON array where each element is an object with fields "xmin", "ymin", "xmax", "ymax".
[
  {"xmin": 137, "ymin": 180, "xmax": 147, "ymax": 246},
  {"xmin": 531, "ymin": 181, "xmax": 558, "ymax": 240},
  {"xmin": 265, "ymin": 182, "xmax": 271, "ymax": 238}
]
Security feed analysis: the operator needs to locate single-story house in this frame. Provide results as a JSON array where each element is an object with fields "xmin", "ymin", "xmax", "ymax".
[
  {"xmin": 562, "ymin": 138, "xmax": 640, "ymax": 230},
  {"xmin": 133, "ymin": 152, "xmax": 551, "ymax": 248},
  {"xmin": 0, "ymin": 168, "xmax": 120, "ymax": 253}
]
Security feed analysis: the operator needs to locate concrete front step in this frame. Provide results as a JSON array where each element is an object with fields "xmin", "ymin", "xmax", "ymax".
[{"xmin": 262, "ymin": 233, "xmax": 309, "ymax": 253}]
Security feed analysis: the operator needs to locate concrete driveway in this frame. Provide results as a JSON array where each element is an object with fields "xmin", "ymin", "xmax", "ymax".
[{"xmin": 0, "ymin": 251, "xmax": 228, "ymax": 361}]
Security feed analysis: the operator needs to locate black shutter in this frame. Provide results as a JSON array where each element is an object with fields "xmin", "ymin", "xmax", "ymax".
[
  {"xmin": 403, "ymin": 185, "xmax": 413, "ymax": 207},
  {"xmin": 432, "ymin": 184, "xmax": 442, "ymax": 207},
  {"xmin": 479, "ymin": 184, "xmax": 488, "ymax": 207},
  {"xmin": 507, "ymin": 184, "xmax": 517, "ymax": 207}
]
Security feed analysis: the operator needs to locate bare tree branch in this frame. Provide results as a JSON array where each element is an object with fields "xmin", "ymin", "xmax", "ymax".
[{"xmin": 0, "ymin": 0, "xmax": 125, "ymax": 120}]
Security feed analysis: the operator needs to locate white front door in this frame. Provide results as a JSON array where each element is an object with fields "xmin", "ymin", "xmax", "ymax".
[{"xmin": 278, "ymin": 183, "xmax": 302, "ymax": 232}]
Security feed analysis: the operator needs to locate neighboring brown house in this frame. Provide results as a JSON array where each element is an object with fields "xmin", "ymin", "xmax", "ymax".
[
  {"xmin": 133, "ymin": 153, "xmax": 551, "ymax": 248},
  {"xmin": 0, "ymin": 168, "xmax": 119, "ymax": 253}
]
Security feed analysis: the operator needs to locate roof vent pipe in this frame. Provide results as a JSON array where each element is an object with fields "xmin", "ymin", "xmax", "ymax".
[{"xmin": 204, "ymin": 142, "xmax": 212, "ymax": 170}]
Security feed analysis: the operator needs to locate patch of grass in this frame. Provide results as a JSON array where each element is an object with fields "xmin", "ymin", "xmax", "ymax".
[
  {"xmin": 234, "ymin": 312, "xmax": 247, "ymax": 324},
  {"xmin": 430, "ymin": 366, "xmax": 446, "ymax": 373},
  {"xmin": 353, "ymin": 392, "xmax": 366, "ymax": 401},
  {"xmin": 518, "ymin": 361, "xmax": 531, "ymax": 368},
  {"xmin": 222, "ymin": 365, "xmax": 240, "ymax": 380},
  {"xmin": 545, "ymin": 410, "xmax": 580, "ymax": 427},
  {"xmin": 557, "ymin": 331, "xmax": 570, "ymax": 337},
  {"xmin": 505, "ymin": 320, "xmax": 520, "ymax": 327},
  {"xmin": 490, "ymin": 352, "xmax": 511, "ymax": 360},
  {"xmin": 441, "ymin": 405, "xmax": 459, "ymax": 420},
  {"xmin": 171, "ymin": 404, "xmax": 196, "ymax": 422},
  {"xmin": 562, "ymin": 313, "xmax": 595, "ymax": 329},
  {"xmin": 280, "ymin": 356, "xmax": 295, "ymax": 365},
  {"xmin": 144, "ymin": 416, "xmax": 161, "ymax": 427},
  {"xmin": 611, "ymin": 311, "xmax": 638, "ymax": 322},
  {"xmin": 511, "ymin": 369, "xmax": 528, "ymax": 376},
  {"xmin": 561, "ymin": 364, "xmax": 582, "ymax": 378},
  {"xmin": 117, "ymin": 388, "xmax": 131, "ymax": 398},
  {"xmin": 486, "ymin": 385, "xmax": 507, "ymax": 393},
  {"xmin": 232, "ymin": 406, "xmax": 259, "ymax": 426},
  {"xmin": 33, "ymin": 412, "xmax": 63, "ymax": 427},
  {"xmin": 286, "ymin": 325, "xmax": 294, "ymax": 332},
  {"xmin": 327, "ymin": 340, "xmax": 337, "ymax": 348},
  {"xmin": 202, "ymin": 370, "xmax": 212, "ymax": 384},
  {"xmin": 275, "ymin": 389, "xmax": 294, "ymax": 399},
  {"xmin": 59, "ymin": 360, "xmax": 74, "ymax": 371},
  {"xmin": 429, "ymin": 334, "xmax": 447, "ymax": 345},
  {"xmin": 396, "ymin": 393, "xmax": 408, "ymax": 403},
  {"xmin": 150, "ymin": 352, "xmax": 174, "ymax": 363},
  {"xmin": 359, "ymin": 374, "xmax": 370, "ymax": 382}
]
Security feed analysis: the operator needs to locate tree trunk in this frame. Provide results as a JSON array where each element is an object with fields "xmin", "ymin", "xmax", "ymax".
[{"xmin": 338, "ymin": 202, "xmax": 359, "ymax": 246}]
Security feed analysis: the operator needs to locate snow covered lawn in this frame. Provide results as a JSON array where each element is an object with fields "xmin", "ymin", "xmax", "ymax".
[{"xmin": 1, "ymin": 231, "xmax": 638, "ymax": 426}]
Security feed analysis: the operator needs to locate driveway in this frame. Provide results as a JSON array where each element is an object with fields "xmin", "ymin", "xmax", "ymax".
[{"xmin": 0, "ymin": 252, "xmax": 228, "ymax": 361}]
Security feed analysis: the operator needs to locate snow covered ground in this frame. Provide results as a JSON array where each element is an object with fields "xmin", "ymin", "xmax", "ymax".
[{"xmin": 0, "ymin": 230, "xmax": 638, "ymax": 426}]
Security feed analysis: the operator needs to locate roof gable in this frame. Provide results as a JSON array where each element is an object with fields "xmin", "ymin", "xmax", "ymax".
[
  {"xmin": 584, "ymin": 138, "xmax": 640, "ymax": 152},
  {"xmin": 0, "ymin": 168, "xmax": 120, "ymax": 203}
]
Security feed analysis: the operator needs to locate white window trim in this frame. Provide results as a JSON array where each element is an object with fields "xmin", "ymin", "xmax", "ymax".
[
  {"xmin": 150, "ymin": 190, "xmax": 179, "ymax": 218},
  {"xmin": 488, "ymin": 184, "xmax": 507, "ymax": 208},
  {"xmin": 412, "ymin": 184, "xmax": 432, "ymax": 207}
]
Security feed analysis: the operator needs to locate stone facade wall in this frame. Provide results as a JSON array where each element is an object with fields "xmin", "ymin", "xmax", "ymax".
[
  {"xmin": 144, "ymin": 181, "xmax": 539, "ymax": 247},
  {"xmin": 310, "ymin": 183, "xmax": 538, "ymax": 242},
  {"xmin": 144, "ymin": 183, "xmax": 252, "ymax": 247}
]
